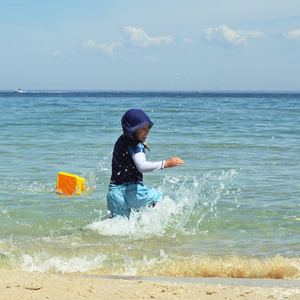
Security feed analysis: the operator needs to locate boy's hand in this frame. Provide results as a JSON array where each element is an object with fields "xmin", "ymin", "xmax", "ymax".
[{"xmin": 164, "ymin": 157, "xmax": 184, "ymax": 168}]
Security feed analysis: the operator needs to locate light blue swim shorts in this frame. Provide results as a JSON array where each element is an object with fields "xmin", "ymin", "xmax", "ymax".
[{"xmin": 107, "ymin": 182, "xmax": 163, "ymax": 218}]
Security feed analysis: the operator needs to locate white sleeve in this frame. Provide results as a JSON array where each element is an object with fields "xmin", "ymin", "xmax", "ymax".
[{"xmin": 133, "ymin": 152, "xmax": 165, "ymax": 173}]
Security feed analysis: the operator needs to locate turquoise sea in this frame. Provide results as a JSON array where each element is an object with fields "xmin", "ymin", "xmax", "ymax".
[{"xmin": 0, "ymin": 91, "xmax": 299, "ymax": 279}]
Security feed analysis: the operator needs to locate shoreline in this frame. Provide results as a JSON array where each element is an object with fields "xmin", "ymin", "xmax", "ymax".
[
  {"xmin": 74, "ymin": 274, "xmax": 300, "ymax": 288},
  {"xmin": 1, "ymin": 270, "xmax": 299, "ymax": 299}
]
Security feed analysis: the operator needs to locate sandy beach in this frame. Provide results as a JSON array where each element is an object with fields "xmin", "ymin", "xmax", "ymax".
[{"xmin": 1, "ymin": 270, "xmax": 299, "ymax": 300}]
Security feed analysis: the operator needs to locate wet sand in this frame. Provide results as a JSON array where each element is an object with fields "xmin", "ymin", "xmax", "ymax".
[{"xmin": 1, "ymin": 270, "xmax": 299, "ymax": 299}]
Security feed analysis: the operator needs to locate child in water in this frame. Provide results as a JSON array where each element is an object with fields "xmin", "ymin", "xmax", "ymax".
[{"xmin": 107, "ymin": 109, "xmax": 184, "ymax": 218}]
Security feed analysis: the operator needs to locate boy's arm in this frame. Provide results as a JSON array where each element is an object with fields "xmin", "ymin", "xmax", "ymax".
[
  {"xmin": 164, "ymin": 157, "xmax": 184, "ymax": 168},
  {"xmin": 133, "ymin": 153, "xmax": 184, "ymax": 173},
  {"xmin": 133, "ymin": 152, "xmax": 165, "ymax": 173}
]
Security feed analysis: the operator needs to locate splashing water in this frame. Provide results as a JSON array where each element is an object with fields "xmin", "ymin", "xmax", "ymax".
[{"xmin": 87, "ymin": 169, "xmax": 238, "ymax": 237}]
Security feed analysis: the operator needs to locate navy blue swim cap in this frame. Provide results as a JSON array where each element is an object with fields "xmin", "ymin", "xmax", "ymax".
[{"xmin": 121, "ymin": 109, "xmax": 153, "ymax": 137}]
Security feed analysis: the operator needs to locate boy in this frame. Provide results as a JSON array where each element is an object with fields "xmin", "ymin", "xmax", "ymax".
[{"xmin": 107, "ymin": 109, "xmax": 184, "ymax": 218}]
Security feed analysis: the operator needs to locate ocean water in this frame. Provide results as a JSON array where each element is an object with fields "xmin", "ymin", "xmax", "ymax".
[{"xmin": 0, "ymin": 91, "xmax": 299, "ymax": 279}]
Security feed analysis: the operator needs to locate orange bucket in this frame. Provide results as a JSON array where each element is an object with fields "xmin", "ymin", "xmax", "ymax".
[{"xmin": 56, "ymin": 172, "xmax": 85, "ymax": 196}]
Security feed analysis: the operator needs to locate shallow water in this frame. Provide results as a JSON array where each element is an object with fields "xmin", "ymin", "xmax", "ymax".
[{"xmin": 0, "ymin": 91, "xmax": 299, "ymax": 279}]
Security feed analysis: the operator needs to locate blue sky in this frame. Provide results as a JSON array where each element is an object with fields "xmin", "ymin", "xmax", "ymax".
[{"xmin": 1, "ymin": 0, "xmax": 300, "ymax": 91}]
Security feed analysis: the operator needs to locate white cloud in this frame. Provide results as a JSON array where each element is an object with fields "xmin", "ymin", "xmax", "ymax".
[
  {"xmin": 143, "ymin": 55, "xmax": 163, "ymax": 62},
  {"xmin": 122, "ymin": 26, "xmax": 174, "ymax": 48},
  {"xmin": 82, "ymin": 40, "xmax": 120, "ymax": 55},
  {"xmin": 203, "ymin": 25, "xmax": 264, "ymax": 45},
  {"xmin": 52, "ymin": 50, "xmax": 68, "ymax": 58},
  {"xmin": 284, "ymin": 29, "xmax": 300, "ymax": 41},
  {"xmin": 181, "ymin": 38, "xmax": 197, "ymax": 43}
]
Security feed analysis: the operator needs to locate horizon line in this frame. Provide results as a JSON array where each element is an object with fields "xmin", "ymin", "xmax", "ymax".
[{"xmin": 2, "ymin": 89, "xmax": 300, "ymax": 93}]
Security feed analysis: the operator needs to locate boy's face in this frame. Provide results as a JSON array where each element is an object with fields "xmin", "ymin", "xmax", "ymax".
[{"xmin": 133, "ymin": 124, "xmax": 150, "ymax": 143}]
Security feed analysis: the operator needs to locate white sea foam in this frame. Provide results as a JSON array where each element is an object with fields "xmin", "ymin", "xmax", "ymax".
[
  {"xmin": 86, "ymin": 170, "xmax": 238, "ymax": 238},
  {"xmin": 20, "ymin": 251, "xmax": 107, "ymax": 273},
  {"xmin": 86, "ymin": 196, "xmax": 179, "ymax": 237}
]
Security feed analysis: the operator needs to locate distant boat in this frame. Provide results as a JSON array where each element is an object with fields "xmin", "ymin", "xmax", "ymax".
[{"xmin": 14, "ymin": 89, "xmax": 23, "ymax": 93}]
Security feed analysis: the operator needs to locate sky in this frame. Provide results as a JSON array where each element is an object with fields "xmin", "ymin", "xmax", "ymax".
[{"xmin": 1, "ymin": 0, "xmax": 300, "ymax": 91}]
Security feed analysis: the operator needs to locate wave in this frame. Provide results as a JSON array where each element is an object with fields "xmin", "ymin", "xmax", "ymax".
[{"xmin": 1, "ymin": 238, "xmax": 299, "ymax": 279}]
